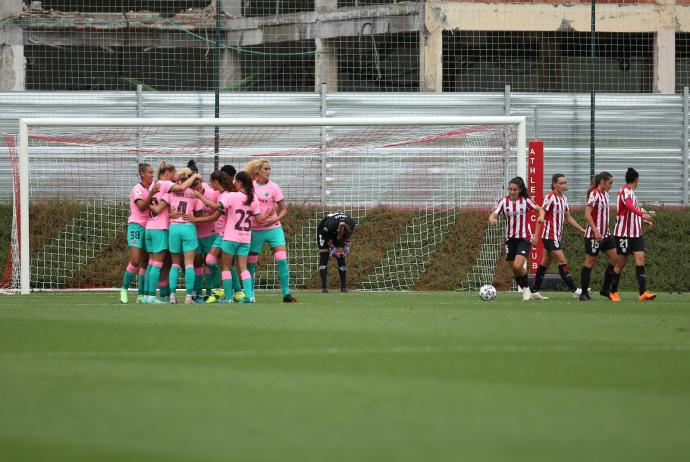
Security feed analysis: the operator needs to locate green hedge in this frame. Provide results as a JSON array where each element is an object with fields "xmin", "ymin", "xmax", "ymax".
[
  {"xmin": 2, "ymin": 203, "xmax": 689, "ymax": 291},
  {"xmin": 558, "ymin": 207, "xmax": 690, "ymax": 293}
]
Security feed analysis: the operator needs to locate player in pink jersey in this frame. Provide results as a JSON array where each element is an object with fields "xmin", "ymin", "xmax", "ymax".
[
  {"xmin": 578, "ymin": 172, "xmax": 617, "ymax": 301},
  {"xmin": 167, "ymin": 167, "xmax": 205, "ymax": 304},
  {"xmin": 186, "ymin": 166, "xmax": 247, "ymax": 302},
  {"xmin": 609, "ymin": 168, "xmax": 656, "ymax": 302},
  {"xmin": 529, "ymin": 173, "xmax": 585, "ymax": 300},
  {"xmin": 143, "ymin": 161, "xmax": 201, "ymax": 304},
  {"xmin": 119, "ymin": 163, "xmax": 158, "ymax": 304},
  {"xmin": 243, "ymin": 159, "xmax": 297, "ymax": 303},
  {"xmin": 488, "ymin": 176, "xmax": 543, "ymax": 301},
  {"xmin": 189, "ymin": 171, "xmax": 265, "ymax": 303},
  {"xmin": 186, "ymin": 160, "xmax": 220, "ymax": 301}
]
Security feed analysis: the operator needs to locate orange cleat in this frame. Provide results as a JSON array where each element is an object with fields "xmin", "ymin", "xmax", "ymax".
[
  {"xmin": 609, "ymin": 292, "xmax": 621, "ymax": 302},
  {"xmin": 639, "ymin": 291, "xmax": 657, "ymax": 301}
]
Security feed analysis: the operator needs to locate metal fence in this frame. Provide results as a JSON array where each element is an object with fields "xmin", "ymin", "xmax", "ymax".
[{"xmin": 1, "ymin": 88, "xmax": 689, "ymax": 205}]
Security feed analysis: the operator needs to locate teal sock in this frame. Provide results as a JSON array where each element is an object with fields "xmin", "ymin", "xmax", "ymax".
[
  {"xmin": 194, "ymin": 268, "xmax": 203, "ymax": 294},
  {"xmin": 231, "ymin": 267, "xmax": 241, "ymax": 293},
  {"xmin": 242, "ymin": 274, "xmax": 254, "ymax": 300},
  {"xmin": 185, "ymin": 267, "xmax": 196, "ymax": 296},
  {"xmin": 222, "ymin": 274, "xmax": 233, "ymax": 297},
  {"xmin": 122, "ymin": 269, "xmax": 135, "ymax": 290},
  {"xmin": 137, "ymin": 273, "xmax": 145, "ymax": 296},
  {"xmin": 247, "ymin": 263, "xmax": 257, "ymax": 283},
  {"xmin": 206, "ymin": 263, "xmax": 220, "ymax": 295},
  {"xmin": 169, "ymin": 265, "xmax": 180, "ymax": 295},
  {"xmin": 144, "ymin": 265, "xmax": 153, "ymax": 295},
  {"xmin": 277, "ymin": 259, "xmax": 290, "ymax": 297},
  {"xmin": 161, "ymin": 284, "xmax": 170, "ymax": 298},
  {"xmin": 148, "ymin": 266, "xmax": 161, "ymax": 297}
]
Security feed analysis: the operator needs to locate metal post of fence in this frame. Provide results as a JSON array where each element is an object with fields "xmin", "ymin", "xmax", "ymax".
[
  {"xmin": 504, "ymin": 85, "xmax": 511, "ymax": 190},
  {"xmin": 682, "ymin": 87, "xmax": 690, "ymax": 205},
  {"xmin": 590, "ymin": 0, "xmax": 597, "ymax": 177},
  {"xmin": 320, "ymin": 83, "xmax": 328, "ymax": 205},
  {"xmin": 136, "ymin": 84, "xmax": 143, "ymax": 162}
]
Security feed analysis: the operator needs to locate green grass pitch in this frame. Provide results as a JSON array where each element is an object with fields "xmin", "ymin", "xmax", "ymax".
[{"xmin": 1, "ymin": 291, "xmax": 690, "ymax": 462}]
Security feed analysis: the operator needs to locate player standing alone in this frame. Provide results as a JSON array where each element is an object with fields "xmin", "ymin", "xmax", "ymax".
[
  {"xmin": 488, "ymin": 177, "xmax": 543, "ymax": 301},
  {"xmin": 529, "ymin": 174, "xmax": 585, "ymax": 300},
  {"xmin": 317, "ymin": 212, "xmax": 355, "ymax": 293},
  {"xmin": 578, "ymin": 172, "xmax": 617, "ymax": 301},
  {"xmin": 609, "ymin": 168, "xmax": 656, "ymax": 302}
]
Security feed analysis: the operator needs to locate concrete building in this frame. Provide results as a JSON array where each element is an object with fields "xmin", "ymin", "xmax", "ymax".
[{"xmin": 1, "ymin": 0, "xmax": 689, "ymax": 93}]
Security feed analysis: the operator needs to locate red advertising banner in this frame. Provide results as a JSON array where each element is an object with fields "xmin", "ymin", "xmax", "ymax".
[{"xmin": 527, "ymin": 140, "xmax": 544, "ymax": 274}]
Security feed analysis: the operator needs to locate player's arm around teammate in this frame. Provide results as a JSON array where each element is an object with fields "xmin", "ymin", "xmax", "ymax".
[
  {"xmin": 488, "ymin": 177, "xmax": 543, "ymax": 301},
  {"xmin": 578, "ymin": 172, "xmax": 617, "ymax": 301},
  {"xmin": 609, "ymin": 168, "xmax": 656, "ymax": 302},
  {"xmin": 529, "ymin": 174, "xmax": 585, "ymax": 300},
  {"xmin": 317, "ymin": 212, "xmax": 355, "ymax": 293}
]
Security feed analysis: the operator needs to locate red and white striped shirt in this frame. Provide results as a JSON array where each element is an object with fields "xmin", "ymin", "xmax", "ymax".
[
  {"xmin": 584, "ymin": 189, "xmax": 610, "ymax": 239},
  {"xmin": 614, "ymin": 185, "xmax": 643, "ymax": 238},
  {"xmin": 541, "ymin": 192, "xmax": 569, "ymax": 240},
  {"xmin": 493, "ymin": 196, "xmax": 537, "ymax": 240}
]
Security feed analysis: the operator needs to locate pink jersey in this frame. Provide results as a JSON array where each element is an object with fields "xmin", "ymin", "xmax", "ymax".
[
  {"xmin": 614, "ymin": 185, "xmax": 643, "ymax": 238},
  {"xmin": 168, "ymin": 188, "xmax": 204, "ymax": 225},
  {"xmin": 493, "ymin": 196, "xmax": 537, "ymax": 240},
  {"xmin": 584, "ymin": 189, "xmax": 611, "ymax": 239},
  {"xmin": 215, "ymin": 191, "xmax": 231, "ymax": 236},
  {"xmin": 541, "ymin": 192, "xmax": 569, "ymax": 241},
  {"xmin": 128, "ymin": 182, "xmax": 150, "ymax": 227},
  {"xmin": 220, "ymin": 192, "xmax": 261, "ymax": 243},
  {"xmin": 252, "ymin": 180, "xmax": 284, "ymax": 231},
  {"xmin": 146, "ymin": 180, "xmax": 175, "ymax": 230},
  {"xmin": 195, "ymin": 183, "xmax": 219, "ymax": 238}
]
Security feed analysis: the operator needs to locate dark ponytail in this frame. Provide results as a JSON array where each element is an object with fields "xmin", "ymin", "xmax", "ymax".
[
  {"xmin": 235, "ymin": 171, "xmax": 255, "ymax": 206},
  {"xmin": 187, "ymin": 159, "xmax": 198, "ymax": 173},
  {"xmin": 508, "ymin": 176, "xmax": 529, "ymax": 199},
  {"xmin": 587, "ymin": 173, "xmax": 600, "ymax": 200},
  {"xmin": 625, "ymin": 167, "xmax": 639, "ymax": 184}
]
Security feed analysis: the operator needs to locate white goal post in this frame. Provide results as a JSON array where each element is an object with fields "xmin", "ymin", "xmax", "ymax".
[{"xmin": 14, "ymin": 116, "xmax": 527, "ymax": 295}]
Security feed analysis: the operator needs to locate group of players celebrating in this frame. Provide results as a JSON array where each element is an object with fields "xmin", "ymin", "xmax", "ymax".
[
  {"xmin": 490, "ymin": 167, "xmax": 657, "ymax": 302},
  {"xmin": 120, "ymin": 158, "xmax": 299, "ymax": 304}
]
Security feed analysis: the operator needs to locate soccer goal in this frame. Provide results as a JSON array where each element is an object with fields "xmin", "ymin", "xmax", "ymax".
[{"xmin": 3, "ymin": 116, "xmax": 526, "ymax": 294}]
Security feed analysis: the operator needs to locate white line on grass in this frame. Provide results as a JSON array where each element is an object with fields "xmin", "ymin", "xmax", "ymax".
[{"xmin": 2, "ymin": 344, "xmax": 690, "ymax": 359}]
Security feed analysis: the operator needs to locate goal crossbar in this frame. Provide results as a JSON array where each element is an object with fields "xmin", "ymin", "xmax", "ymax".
[{"xmin": 17, "ymin": 116, "xmax": 527, "ymax": 294}]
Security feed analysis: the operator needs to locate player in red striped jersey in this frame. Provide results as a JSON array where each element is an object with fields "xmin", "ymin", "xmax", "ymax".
[
  {"xmin": 529, "ymin": 174, "xmax": 586, "ymax": 300},
  {"xmin": 578, "ymin": 172, "xmax": 617, "ymax": 301},
  {"xmin": 609, "ymin": 168, "xmax": 656, "ymax": 302},
  {"xmin": 489, "ymin": 177, "xmax": 543, "ymax": 301}
]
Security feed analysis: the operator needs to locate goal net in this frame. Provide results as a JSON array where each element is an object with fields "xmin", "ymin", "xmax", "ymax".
[{"xmin": 3, "ymin": 117, "xmax": 526, "ymax": 294}]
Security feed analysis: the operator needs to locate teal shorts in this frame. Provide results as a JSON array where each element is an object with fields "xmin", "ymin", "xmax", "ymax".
[
  {"xmin": 145, "ymin": 229, "xmax": 168, "ymax": 253},
  {"xmin": 127, "ymin": 223, "xmax": 146, "ymax": 251},
  {"xmin": 212, "ymin": 234, "xmax": 223, "ymax": 249},
  {"xmin": 249, "ymin": 227, "xmax": 286, "ymax": 254},
  {"xmin": 197, "ymin": 234, "xmax": 217, "ymax": 255},
  {"xmin": 169, "ymin": 223, "xmax": 199, "ymax": 254},
  {"xmin": 221, "ymin": 240, "xmax": 250, "ymax": 257}
]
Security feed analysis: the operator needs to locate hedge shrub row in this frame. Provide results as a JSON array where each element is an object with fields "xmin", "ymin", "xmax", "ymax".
[{"xmin": 1, "ymin": 203, "xmax": 689, "ymax": 291}]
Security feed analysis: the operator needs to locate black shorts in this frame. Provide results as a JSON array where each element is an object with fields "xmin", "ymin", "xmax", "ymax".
[
  {"xmin": 505, "ymin": 238, "xmax": 531, "ymax": 261},
  {"xmin": 542, "ymin": 238, "xmax": 562, "ymax": 252},
  {"xmin": 615, "ymin": 236, "xmax": 645, "ymax": 256},
  {"xmin": 584, "ymin": 236, "xmax": 616, "ymax": 256}
]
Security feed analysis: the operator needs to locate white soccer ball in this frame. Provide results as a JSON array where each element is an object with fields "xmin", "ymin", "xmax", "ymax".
[{"xmin": 479, "ymin": 284, "xmax": 497, "ymax": 301}]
